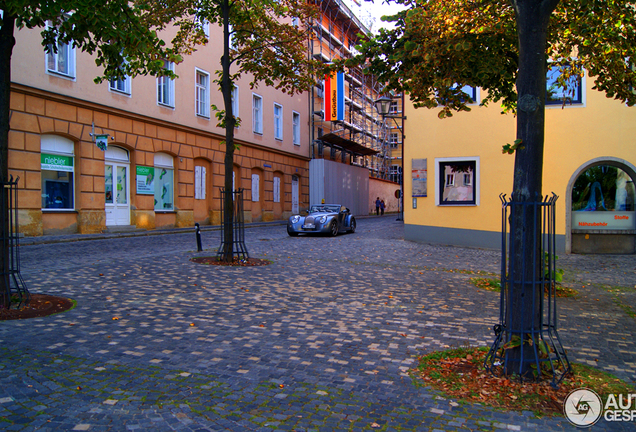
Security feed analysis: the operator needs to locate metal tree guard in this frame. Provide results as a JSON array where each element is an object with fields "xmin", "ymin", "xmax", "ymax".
[
  {"xmin": 0, "ymin": 176, "xmax": 30, "ymax": 310},
  {"xmin": 485, "ymin": 193, "xmax": 571, "ymax": 387},
  {"xmin": 216, "ymin": 188, "xmax": 249, "ymax": 261}
]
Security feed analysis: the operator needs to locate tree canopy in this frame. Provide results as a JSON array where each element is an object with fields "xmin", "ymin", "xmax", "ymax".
[{"xmin": 354, "ymin": 0, "xmax": 636, "ymax": 118}]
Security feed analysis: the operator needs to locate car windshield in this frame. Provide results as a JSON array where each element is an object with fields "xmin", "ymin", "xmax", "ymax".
[{"xmin": 309, "ymin": 205, "xmax": 340, "ymax": 213}]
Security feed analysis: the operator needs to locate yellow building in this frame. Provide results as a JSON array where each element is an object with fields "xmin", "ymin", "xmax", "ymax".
[{"xmin": 404, "ymin": 72, "xmax": 636, "ymax": 254}]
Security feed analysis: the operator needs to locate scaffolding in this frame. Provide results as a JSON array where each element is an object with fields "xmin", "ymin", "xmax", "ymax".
[{"xmin": 309, "ymin": 0, "xmax": 398, "ymax": 181}]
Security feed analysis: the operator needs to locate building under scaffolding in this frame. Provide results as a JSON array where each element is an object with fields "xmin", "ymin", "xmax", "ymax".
[{"xmin": 309, "ymin": 0, "xmax": 402, "ymax": 182}]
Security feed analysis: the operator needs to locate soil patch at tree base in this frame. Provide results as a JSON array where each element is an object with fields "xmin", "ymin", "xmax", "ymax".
[{"xmin": 0, "ymin": 294, "xmax": 75, "ymax": 320}]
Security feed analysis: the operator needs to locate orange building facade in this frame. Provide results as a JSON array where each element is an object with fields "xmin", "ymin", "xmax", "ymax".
[{"xmin": 9, "ymin": 16, "xmax": 311, "ymax": 236}]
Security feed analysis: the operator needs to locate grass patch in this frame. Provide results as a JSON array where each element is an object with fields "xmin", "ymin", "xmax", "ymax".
[
  {"xmin": 469, "ymin": 277, "xmax": 578, "ymax": 297},
  {"xmin": 411, "ymin": 346, "xmax": 634, "ymax": 418}
]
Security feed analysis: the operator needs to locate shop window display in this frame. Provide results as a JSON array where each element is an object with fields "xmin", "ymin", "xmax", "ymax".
[
  {"xmin": 41, "ymin": 136, "xmax": 75, "ymax": 210},
  {"xmin": 572, "ymin": 165, "xmax": 635, "ymax": 230},
  {"xmin": 154, "ymin": 153, "xmax": 174, "ymax": 211}
]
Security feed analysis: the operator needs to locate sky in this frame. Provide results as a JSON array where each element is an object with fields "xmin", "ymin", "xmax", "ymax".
[{"xmin": 343, "ymin": 0, "xmax": 407, "ymax": 32}]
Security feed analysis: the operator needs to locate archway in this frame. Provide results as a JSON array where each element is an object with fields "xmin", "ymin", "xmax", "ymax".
[{"xmin": 566, "ymin": 157, "xmax": 636, "ymax": 254}]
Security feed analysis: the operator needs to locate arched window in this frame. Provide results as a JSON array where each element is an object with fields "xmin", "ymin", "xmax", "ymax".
[
  {"xmin": 154, "ymin": 153, "xmax": 174, "ymax": 211},
  {"xmin": 572, "ymin": 165, "xmax": 635, "ymax": 229},
  {"xmin": 41, "ymin": 135, "xmax": 74, "ymax": 210}
]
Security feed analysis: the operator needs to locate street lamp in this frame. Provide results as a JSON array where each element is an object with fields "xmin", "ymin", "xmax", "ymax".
[
  {"xmin": 373, "ymin": 95, "xmax": 393, "ymax": 117},
  {"xmin": 374, "ymin": 95, "xmax": 405, "ymax": 222}
]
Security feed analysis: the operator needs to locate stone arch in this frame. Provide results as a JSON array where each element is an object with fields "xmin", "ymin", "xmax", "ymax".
[{"xmin": 565, "ymin": 157, "xmax": 636, "ymax": 253}]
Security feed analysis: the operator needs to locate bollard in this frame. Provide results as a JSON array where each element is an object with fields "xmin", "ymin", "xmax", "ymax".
[{"xmin": 195, "ymin": 223, "xmax": 203, "ymax": 252}]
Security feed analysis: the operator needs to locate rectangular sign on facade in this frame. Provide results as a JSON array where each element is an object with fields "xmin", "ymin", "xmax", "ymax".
[
  {"xmin": 136, "ymin": 166, "xmax": 155, "ymax": 195},
  {"xmin": 412, "ymin": 158, "xmax": 428, "ymax": 197},
  {"xmin": 324, "ymin": 72, "xmax": 344, "ymax": 122},
  {"xmin": 572, "ymin": 211, "xmax": 634, "ymax": 230},
  {"xmin": 41, "ymin": 153, "xmax": 74, "ymax": 172}
]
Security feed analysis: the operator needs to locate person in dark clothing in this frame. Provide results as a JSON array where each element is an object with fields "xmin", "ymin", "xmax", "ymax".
[
  {"xmin": 375, "ymin": 197, "xmax": 381, "ymax": 215},
  {"xmin": 380, "ymin": 199, "xmax": 385, "ymax": 215}
]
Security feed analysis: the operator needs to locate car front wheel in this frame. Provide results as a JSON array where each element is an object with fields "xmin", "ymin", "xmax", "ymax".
[
  {"xmin": 349, "ymin": 218, "xmax": 356, "ymax": 233},
  {"xmin": 329, "ymin": 221, "xmax": 338, "ymax": 237},
  {"xmin": 287, "ymin": 227, "xmax": 299, "ymax": 237}
]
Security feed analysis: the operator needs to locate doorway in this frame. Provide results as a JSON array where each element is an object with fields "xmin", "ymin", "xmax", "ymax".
[{"xmin": 104, "ymin": 147, "xmax": 131, "ymax": 226}]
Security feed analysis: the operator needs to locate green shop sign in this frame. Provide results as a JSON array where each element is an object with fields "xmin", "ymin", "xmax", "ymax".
[
  {"xmin": 41, "ymin": 153, "xmax": 74, "ymax": 172},
  {"xmin": 136, "ymin": 166, "xmax": 155, "ymax": 195}
]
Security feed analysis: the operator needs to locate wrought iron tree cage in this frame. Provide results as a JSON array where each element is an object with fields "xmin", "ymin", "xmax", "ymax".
[
  {"xmin": 216, "ymin": 188, "xmax": 249, "ymax": 261},
  {"xmin": 0, "ymin": 176, "xmax": 30, "ymax": 310},
  {"xmin": 485, "ymin": 193, "xmax": 571, "ymax": 387}
]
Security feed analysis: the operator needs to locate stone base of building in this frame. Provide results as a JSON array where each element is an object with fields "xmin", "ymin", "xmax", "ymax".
[
  {"xmin": 18, "ymin": 210, "xmax": 43, "ymax": 237},
  {"xmin": 572, "ymin": 231, "xmax": 635, "ymax": 254},
  {"xmin": 78, "ymin": 210, "xmax": 106, "ymax": 234},
  {"xmin": 404, "ymin": 223, "xmax": 567, "ymax": 254},
  {"xmin": 176, "ymin": 210, "xmax": 194, "ymax": 228},
  {"xmin": 133, "ymin": 210, "xmax": 155, "ymax": 230}
]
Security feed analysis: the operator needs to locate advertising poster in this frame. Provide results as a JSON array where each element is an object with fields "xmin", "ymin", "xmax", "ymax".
[
  {"xmin": 412, "ymin": 158, "xmax": 428, "ymax": 197},
  {"xmin": 136, "ymin": 166, "xmax": 155, "ymax": 195}
]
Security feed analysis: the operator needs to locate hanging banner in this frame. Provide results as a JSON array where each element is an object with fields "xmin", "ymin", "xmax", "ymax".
[
  {"xmin": 95, "ymin": 134, "xmax": 109, "ymax": 151},
  {"xmin": 324, "ymin": 71, "xmax": 344, "ymax": 122}
]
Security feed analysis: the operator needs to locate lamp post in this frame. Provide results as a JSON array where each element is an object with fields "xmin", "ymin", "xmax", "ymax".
[{"xmin": 374, "ymin": 95, "xmax": 405, "ymax": 221}]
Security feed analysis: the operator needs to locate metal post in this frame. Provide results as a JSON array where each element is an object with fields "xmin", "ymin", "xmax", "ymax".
[{"xmin": 195, "ymin": 223, "xmax": 202, "ymax": 252}]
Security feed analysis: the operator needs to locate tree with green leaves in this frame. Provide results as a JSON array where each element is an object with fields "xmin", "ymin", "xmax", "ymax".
[
  {"xmin": 182, "ymin": 0, "xmax": 327, "ymax": 262},
  {"xmin": 354, "ymin": 0, "xmax": 636, "ymax": 377},
  {"xmin": 0, "ymin": 0, "xmax": 203, "ymax": 309}
]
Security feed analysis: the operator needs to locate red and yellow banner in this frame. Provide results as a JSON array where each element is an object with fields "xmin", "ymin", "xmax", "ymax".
[{"xmin": 324, "ymin": 72, "xmax": 344, "ymax": 122}]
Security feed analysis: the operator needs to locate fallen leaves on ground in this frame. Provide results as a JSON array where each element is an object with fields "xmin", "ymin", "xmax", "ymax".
[{"xmin": 411, "ymin": 347, "xmax": 634, "ymax": 418}]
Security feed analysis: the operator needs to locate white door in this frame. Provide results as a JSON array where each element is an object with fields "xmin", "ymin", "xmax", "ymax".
[
  {"xmin": 291, "ymin": 175, "xmax": 299, "ymax": 214},
  {"xmin": 105, "ymin": 163, "xmax": 130, "ymax": 226}
]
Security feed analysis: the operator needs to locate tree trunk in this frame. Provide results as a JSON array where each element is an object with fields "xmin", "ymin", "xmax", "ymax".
[
  {"xmin": 220, "ymin": 0, "xmax": 236, "ymax": 263},
  {"xmin": 0, "ymin": 14, "xmax": 16, "ymax": 308},
  {"xmin": 507, "ymin": 0, "xmax": 560, "ymax": 376}
]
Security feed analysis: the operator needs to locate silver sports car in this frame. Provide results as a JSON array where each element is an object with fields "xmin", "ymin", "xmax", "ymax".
[{"xmin": 287, "ymin": 204, "xmax": 356, "ymax": 236}]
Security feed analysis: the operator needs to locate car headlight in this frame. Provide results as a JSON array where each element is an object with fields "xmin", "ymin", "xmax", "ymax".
[
  {"xmin": 291, "ymin": 215, "xmax": 300, "ymax": 223},
  {"xmin": 318, "ymin": 216, "xmax": 327, "ymax": 224}
]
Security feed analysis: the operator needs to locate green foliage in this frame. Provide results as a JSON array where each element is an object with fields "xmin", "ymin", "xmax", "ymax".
[
  {"xmin": 502, "ymin": 139, "xmax": 524, "ymax": 155},
  {"xmin": 2, "ymin": 0, "xmax": 196, "ymax": 82},
  {"xmin": 354, "ymin": 0, "xmax": 636, "ymax": 116}
]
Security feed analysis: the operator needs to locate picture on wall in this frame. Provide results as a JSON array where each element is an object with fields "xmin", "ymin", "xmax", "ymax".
[{"xmin": 412, "ymin": 158, "xmax": 427, "ymax": 197}]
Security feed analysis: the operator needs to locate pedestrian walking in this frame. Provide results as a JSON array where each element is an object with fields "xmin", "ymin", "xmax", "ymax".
[
  {"xmin": 380, "ymin": 199, "xmax": 385, "ymax": 215},
  {"xmin": 375, "ymin": 197, "xmax": 381, "ymax": 215}
]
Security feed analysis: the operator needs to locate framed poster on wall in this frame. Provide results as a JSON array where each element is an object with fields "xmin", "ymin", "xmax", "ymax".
[
  {"xmin": 412, "ymin": 158, "xmax": 427, "ymax": 197},
  {"xmin": 136, "ymin": 166, "xmax": 155, "ymax": 195}
]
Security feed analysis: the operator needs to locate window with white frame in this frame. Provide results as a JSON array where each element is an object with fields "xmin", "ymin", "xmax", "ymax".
[
  {"xmin": 389, "ymin": 100, "xmax": 399, "ymax": 114},
  {"xmin": 231, "ymin": 86, "xmax": 239, "ymax": 124},
  {"xmin": 253, "ymin": 94, "xmax": 263, "ymax": 134},
  {"xmin": 251, "ymin": 173, "xmax": 260, "ymax": 202},
  {"xmin": 194, "ymin": 166, "xmax": 206, "ymax": 200},
  {"xmin": 41, "ymin": 135, "xmax": 75, "ymax": 210},
  {"xmin": 157, "ymin": 61, "xmax": 175, "ymax": 107},
  {"xmin": 45, "ymin": 21, "xmax": 75, "ymax": 78},
  {"xmin": 274, "ymin": 103, "xmax": 283, "ymax": 140},
  {"xmin": 195, "ymin": 68, "xmax": 210, "ymax": 117},
  {"xmin": 109, "ymin": 75, "xmax": 131, "ymax": 95},
  {"xmin": 273, "ymin": 176, "xmax": 281, "ymax": 203},
  {"xmin": 546, "ymin": 65, "xmax": 583, "ymax": 105},
  {"xmin": 196, "ymin": 9, "xmax": 210, "ymax": 38},
  {"xmin": 463, "ymin": 173, "xmax": 472, "ymax": 186},
  {"xmin": 389, "ymin": 132, "xmax": 400, "ymax": 148},
  {"xmin": 228, "ymin": 24, "xmax": 236, "ymax": 50},
  {"xmin": 389, "ymin": 165, "xmax": 402, "ymax": 184},
  {"xmin": 292, "ymin": 111, "xmax": 300, "ymax": 146},
  {"xmin": 436, "ymin": 157, "xmax": 479, "ymax": 206},
  {"xmin": 154, "ymin": 153, "xmax": 174, "ymax": 211}
]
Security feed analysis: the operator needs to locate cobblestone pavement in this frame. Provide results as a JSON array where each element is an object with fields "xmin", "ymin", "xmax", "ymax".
[{"xmin": 1, "ymin": 217, "xmax": 635, "ymax": 431}]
